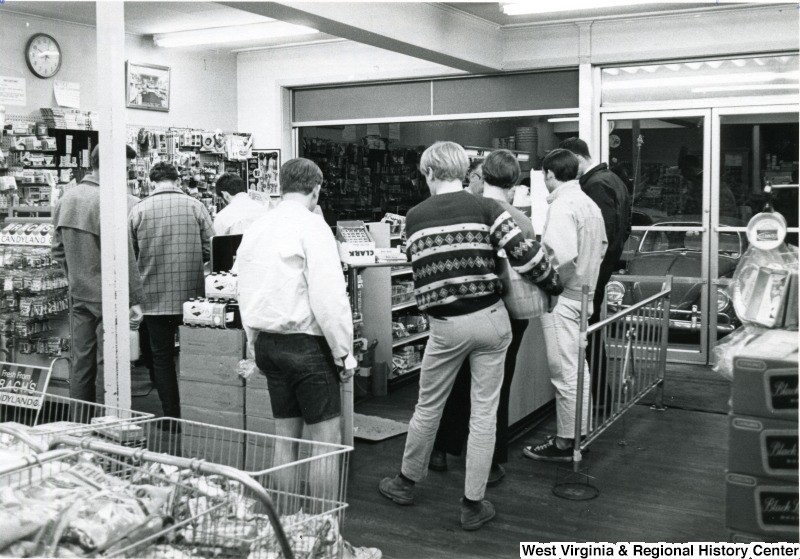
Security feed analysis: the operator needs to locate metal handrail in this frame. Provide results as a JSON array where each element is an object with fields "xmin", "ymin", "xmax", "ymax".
[
  {"xmin": 588, "ymin": 284, "xmax": 672, "ymax": 334},
  {"xmin": 571, "ymin": 275, "xmax": 673, "ymax": 472}
]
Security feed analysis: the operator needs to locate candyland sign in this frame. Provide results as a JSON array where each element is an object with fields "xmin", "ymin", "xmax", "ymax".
[
  {"xmin": 0, "ymin": 362, "xmax": 52, "ymax": 410},
  {"xmin": 0, "ymin": 222, "xmax": 54, "ymax": 246}
]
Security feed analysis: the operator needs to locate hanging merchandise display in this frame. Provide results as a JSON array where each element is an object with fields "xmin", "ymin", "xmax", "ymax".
[{"xmin": 126, "ymin": 125, "xmax": 255, "ymax": 216}]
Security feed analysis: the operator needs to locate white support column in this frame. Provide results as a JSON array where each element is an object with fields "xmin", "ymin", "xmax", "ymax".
[
  {"xmin": 96, "ymin": 1, "xmax": 131, "ymax": 409},
  {"xmin": 577, "ymin": 22, "xmax": 595, "ymax": 153}
]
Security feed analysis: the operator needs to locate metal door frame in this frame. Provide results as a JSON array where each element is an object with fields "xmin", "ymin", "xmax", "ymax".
[
  {"xmin": 709, "ymin": 104, "xmax": 800, "ymax": 339},
  {"xmin": 601, "ymin": 108, "xmax": 713, "ymax": 363}
]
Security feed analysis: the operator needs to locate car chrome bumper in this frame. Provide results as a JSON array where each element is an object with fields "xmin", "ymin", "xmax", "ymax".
[{"xmin": 607, "ymin": 305, "xmax": 738, "ymax": 333}]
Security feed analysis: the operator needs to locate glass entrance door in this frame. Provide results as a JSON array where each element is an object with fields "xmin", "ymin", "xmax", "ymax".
[
  {"xmin": 710, "ymin": 106, "xmax": 799, "ymax": 340},
  {"xmin": 601, "ymin": 109, "xmax": 712, "ymax": 363}
]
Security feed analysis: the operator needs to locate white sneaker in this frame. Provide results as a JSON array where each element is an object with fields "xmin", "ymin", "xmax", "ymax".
[{"xmin": 343, "ymin": 540, "xmax": 382, "ymax": 559}]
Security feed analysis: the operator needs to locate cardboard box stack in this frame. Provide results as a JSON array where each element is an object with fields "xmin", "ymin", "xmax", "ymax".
[
  {"xmin": 178, "ymin": 326, "xmax": 247, "ymax": 468},
  {"xmin": 244, "ymin": 369, "xmax": 276, "ymax": 471},
  {"xmin": 726, "ymin": 329, "xmax": 798, "ymax": 542}
]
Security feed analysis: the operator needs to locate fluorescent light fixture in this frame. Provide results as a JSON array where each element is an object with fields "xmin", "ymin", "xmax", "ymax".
[
  {"xmin": 692, "ymin": 84, "xmax": 800, "ymax": 93},
  {"xmin": 547, "ymin": 117, "xmax": 580, "ymax": 123},
  {"xmin": 501, "ymin": 0, "xmax": 639, "ymax": 15},
  {"xmin": 605, "ymin": 71, "xmax": 800, "ymax": 91},
  {"xmin": 153, "ymin": 21, "xmax": 319, "ymax": 48}
]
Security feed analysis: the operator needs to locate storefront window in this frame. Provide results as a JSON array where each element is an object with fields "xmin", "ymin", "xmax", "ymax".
[
  {"xmin": 602, "ymin": 55, "xmax": 799, "ymax": 106},
  {"xmin": 296, "ymin": 114, "xmax": 579, "ymax": 225}
]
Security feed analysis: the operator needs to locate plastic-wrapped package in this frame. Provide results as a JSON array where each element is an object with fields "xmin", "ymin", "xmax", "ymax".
[
  {"xmin": 713, "ymin": 242, "xmax": 798, "ymax": 379},
  {"xmin": 730, "ymin": 243, "xmax": 798, "ymax": 328}
]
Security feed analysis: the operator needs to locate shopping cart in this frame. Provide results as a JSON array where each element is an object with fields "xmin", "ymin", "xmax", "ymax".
[
  {"xmin": 132, "ymin": 416, "xmax": 352, "ymax": 554},
  {"xmin": 0, "ymin": 439, "xmax": 301, "ymax": 558},
  {"xmin": 0, "ymin": 387, "xmax": 153, "ymax": 453}
]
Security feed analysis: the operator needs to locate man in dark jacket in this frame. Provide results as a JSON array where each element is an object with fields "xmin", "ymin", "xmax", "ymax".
[
  {"xmin": 559, "ymin": 137, "xmax": 631, "ymax": 405},
  {"xmin": 52, "ymin": 146, "xmax": 144, "ymax": 404}
]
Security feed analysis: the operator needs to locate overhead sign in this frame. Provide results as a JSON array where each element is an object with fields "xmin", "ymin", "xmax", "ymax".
[{"xmin": 0, "ymin": 361, "xmax": 53, "ymax": 410}]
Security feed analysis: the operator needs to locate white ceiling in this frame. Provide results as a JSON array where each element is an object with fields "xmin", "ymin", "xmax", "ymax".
[
  {"xmin": 3, "ymin": 1, "xmax": 785, "ymax": 52},
  {"xmin": 3, "ymin": 1, "xmax": 336, "ymax": 50}
]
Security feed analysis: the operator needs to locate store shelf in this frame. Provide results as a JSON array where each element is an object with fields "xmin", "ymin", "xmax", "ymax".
[
  {"xmin": 392, "ymin": 331, "xmax": 429, "ymax": 348},
  {"xmin": 391, "ymin": 299, "xmax": 417, "ymax": 312},
  {"xmin": 390, "ymin": 234, "xmax": 403, "ymax": 241},
  {"xmin": 391, "ymin": 266, "xmax": 412, "ymax": 277},
  {"xmin": 389, "ymin": 365, "xmax": 421, "ymax": 389}
]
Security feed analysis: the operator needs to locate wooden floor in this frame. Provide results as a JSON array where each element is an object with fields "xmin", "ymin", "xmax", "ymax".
[{"xmin": 131, "ymin": 362, "xmax": 732, "ymax": 557}]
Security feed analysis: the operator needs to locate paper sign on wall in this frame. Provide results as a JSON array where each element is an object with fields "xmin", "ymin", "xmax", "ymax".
[
  {"xmin": 529, "ymin": 170, "xmax": 550, "ymax": 237},
  {"xmin": 0, "ymin": 76, "xmax": 26, "ymax": 107},
  {"xmin": 54, "ymin": 80, "xmax": 80, "ymax": 109}
]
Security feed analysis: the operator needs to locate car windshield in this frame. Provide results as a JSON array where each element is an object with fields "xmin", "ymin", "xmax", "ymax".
[{"xmin": 639, "ymin": 229, "xmax": 742, "ymax": 257}]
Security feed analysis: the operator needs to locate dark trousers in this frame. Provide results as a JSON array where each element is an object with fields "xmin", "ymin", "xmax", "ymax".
[
  {"xmin": 144, "ymin": 314, "xmax": 182, "ymax": 418},
  {"xmin": 433, "ymin": 318, "xmax": 528, "ymax": 465},
  {"xmin": 590, "ymin": 260, "xmax": 617, "ymax": 403},
  {"xmin": 69, "ymin": 299, "xmax": 104, "ymax": 405},
  {"xmin": 138, "ymin": 319, "xmax": 155, "ymax": 383}
]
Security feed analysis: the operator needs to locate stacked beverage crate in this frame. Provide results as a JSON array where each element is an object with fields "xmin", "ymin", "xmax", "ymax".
[{"xmin": 726, "ymin": 329, "xmax": 798, "ymax": 542}]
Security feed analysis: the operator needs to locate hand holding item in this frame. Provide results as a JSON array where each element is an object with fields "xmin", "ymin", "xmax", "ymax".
[
  {"xmin": 339, "ymin": 368, "xmax": 356, "ymax": 383},
  {"xmin": 129, "ymin": 304, "xmax": 143, "ymax": 329}
]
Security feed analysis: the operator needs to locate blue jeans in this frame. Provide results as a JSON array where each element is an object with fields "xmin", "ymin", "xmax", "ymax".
[{"xmin": 401, "ymin": 300, "xmax": 511, "ymax": 501}]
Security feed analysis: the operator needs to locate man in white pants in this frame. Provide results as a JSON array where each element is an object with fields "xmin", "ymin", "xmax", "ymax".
[{"xmin": 523, "ymin": 148, "xmax": 607, "ymax": 461}]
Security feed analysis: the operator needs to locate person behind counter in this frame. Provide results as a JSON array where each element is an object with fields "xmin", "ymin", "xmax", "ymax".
[
  {"xmin": 378, "ymin": 141, "xmax": 562, "ymax": 531},
  {"xmin": 52, "ymin": 145, "xmax": 144, "ymax": 405},
  {"xmin": 428, "ymin": 149, "xmax": 535, "ymax": 487},
  {"xmin": 212, "ymin": 173, "xmax": 269, "ymax": 235},
  {"xmin": 129, "ymin": 162, "xmax": 214, "ymax": 419},
  {"xmin": 523, "ymin": 149, "xmax": 607, "ymax": 462}
]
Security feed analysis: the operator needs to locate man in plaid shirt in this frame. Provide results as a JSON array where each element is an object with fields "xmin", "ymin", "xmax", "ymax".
[{"xmin": 129, "ymin": 162, "xmax": 215, "ymax": 418}]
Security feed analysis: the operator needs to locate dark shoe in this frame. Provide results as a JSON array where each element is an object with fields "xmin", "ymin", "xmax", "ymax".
[
  {"xmin": 378, "ymin": 475, "xmax": 415, "ymax": 506},
  {"xmin": 522, "ymin": 437, "xmax": 573, "ymax": 462},
  {"xmin": 428, "ymin": 449, "xmax": 448, "ymax": 472},
  {"xmin": 486, "ymin": 464, "xmax": 505, "ymax": 487},
  {"xmin": 460, "ymin": 499, "xmax": 496, "ymax": 531}
]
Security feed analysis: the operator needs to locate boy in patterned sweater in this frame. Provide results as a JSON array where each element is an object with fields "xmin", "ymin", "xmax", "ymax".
[{"xmin": 379, "ymin": 141, "xmax": 562, "ymax": 531}]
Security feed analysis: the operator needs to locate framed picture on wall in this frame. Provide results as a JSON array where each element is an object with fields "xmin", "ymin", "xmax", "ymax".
[
  {"xmin": 248, "ymin": 149, "xmax": 281, "ymax": 197},
  {"xmin": 126, "ymin": 61, "xmax": 170, "ymax": 112}
]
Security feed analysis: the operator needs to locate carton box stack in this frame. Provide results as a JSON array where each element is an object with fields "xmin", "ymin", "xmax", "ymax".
[
  {"xmin": 726, "ymin": 329, "xmax": 798, "ymax": 542},
  {"xmin": 244, "ymin": 369, "xmax": 276, "ymax": 471},
  {"xmin": 178, "ymin": 326, "xmax": 247, "ymax": 468}
]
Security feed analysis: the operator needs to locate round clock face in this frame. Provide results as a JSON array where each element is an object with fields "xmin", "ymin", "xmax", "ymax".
[
  {"xmin": 609, "ymin": 134, "xmax": 622, "ymax": 149},
  {"xmin": 26, "ymin": 34, "xmax": 62, "ymax": 79}
]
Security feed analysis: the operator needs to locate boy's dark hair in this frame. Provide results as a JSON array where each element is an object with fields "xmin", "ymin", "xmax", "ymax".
[
  {"xmin": 559, "ymin": 137, "xmax": 592, "ymax": 160},
  {"xmin": 215, "ymin": 173, "xmax": 246, "ymax": 196},
  {"xmin": 149, "ymin": 162, "xmax": 180, "ymax": 183},
  {"xmin": 482, "ymin": 149, "xmax": 520, "ymax": 189},
  {"xmin": 281, "ymin": 158, "xmax": 323, "ymax": 195},
  {"xmin": 541, "ymin": 149, "xmax": 580, "ymax": 183}
]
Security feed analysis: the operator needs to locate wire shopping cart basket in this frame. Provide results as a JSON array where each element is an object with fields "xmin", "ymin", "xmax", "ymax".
[
  {"xmin": 0, "ymin": 437, "xmax": 305, "ymax": 559},
  {"xmin": 129, "ymin": 416, "xmax": 353, "ymax": 558},
  {"xmin": 0, "ymin": 388, "xmax": 153, "ymax": 454}
]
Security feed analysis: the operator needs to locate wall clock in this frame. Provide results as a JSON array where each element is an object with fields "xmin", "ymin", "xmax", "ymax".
[{"xmin": 25, "ymin": 33, "xmax": 62, "ymax": 79}]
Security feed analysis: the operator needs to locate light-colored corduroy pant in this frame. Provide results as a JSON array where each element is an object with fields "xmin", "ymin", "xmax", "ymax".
[{"xmin": 401, "ymin": 300, "xmax": 511, "ymax": 501}]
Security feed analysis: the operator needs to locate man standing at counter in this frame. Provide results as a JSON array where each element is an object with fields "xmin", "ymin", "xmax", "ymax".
[
  {"xmin": 378, "ymin": 141, "xmax": 562, "ymax": 531},
  {"xmin": 523, "ymin": 149, "xmax": 607, "ymax": 462}
]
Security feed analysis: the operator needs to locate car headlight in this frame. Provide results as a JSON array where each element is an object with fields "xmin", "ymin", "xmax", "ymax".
[
  {"xmin": 606, "ymin": 281, "xmax": 625, "ymax": 307},
  {"xmin": 716, "ymin": 287, "xmax": 731, "ymax": 313}
]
